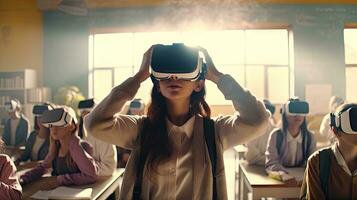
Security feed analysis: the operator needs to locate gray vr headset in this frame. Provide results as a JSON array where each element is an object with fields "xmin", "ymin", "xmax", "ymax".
[
  {"xmin": 41, "ymin": 107, "xmax": 77, "ymax": 128},
  {"xmin": 282, "ymin": 99, "xmax": 309, "ymax": 116},
  {"xmin": 330, "ymin": 105, "xmax": 357, "ymax": 134},
  {"xmin": 78, "ymin": 98, "xmax": 95, "ymax": 112},
  {"xmin": 32, "ymin": 104, "xmax": 52, "ymax": 116}
]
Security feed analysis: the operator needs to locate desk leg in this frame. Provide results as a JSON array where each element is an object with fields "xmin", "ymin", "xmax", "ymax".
[{"xmin": 239, "ymin": 164, "xmax": 244, "ymax": 200}]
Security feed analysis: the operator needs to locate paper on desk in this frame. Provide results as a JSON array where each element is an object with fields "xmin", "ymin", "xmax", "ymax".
[
  {"xmin": 30, "ymin": 187, "xmax": 92, "ymax": 200},
  {"xmin": 30, "ymin": 190, "xmax": 51, "ymax": 200}
]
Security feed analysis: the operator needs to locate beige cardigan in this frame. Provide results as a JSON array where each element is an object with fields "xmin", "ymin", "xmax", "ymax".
[{"xmin": 85, "ymin": 75, "xmax": 269, "ymax": 200}]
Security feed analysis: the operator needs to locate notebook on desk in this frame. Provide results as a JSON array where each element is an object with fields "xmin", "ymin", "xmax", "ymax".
[{"xmin": 30, "ymin": 187, "xmax": 92, "ymax": 200}]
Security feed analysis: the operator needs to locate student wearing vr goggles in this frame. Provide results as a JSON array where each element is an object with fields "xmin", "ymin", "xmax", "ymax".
[
  {"xmin": 245, "ymin": 99, "xmax": 277, "ymax": 165},
  {"xmin": 319, "ymin": 96, "xmax": 344, "ymax": 145},
  {"xmin": 265, "ymin": 98, "xmax": 316, "ymax": 184},
  {"xmin": 14, "ymin": 104, "xmax": 52, "ymax": 165},
  {"xmin": 85, "ymin": 43, "xmax": 269, "ymax": 199},
  {"xmin": 20, "ymin": 106, "xmax": 98, "ymax": 189},
  {"xmin": 78, "ymin": 98, "xmax": 117, "ymax": 176},
  {"xmin": 0, "ymin": 139, "xmax": 22, "ymax": 199},
  {"xmin": 1, "ymin": 99, "xmax": 30, "ymax": 147},
  {"xmin": 301, "ymin": 103, "xmax": 357, "ymax": 199}
]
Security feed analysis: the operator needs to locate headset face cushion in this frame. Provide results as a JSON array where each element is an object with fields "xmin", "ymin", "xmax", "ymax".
[
  {"xmin": 151, "ymin": 44, "xmax": 202, "ymax": 80},
  {"xmin": 78, "ymin": 99, "xmax": 95, "ymax": 109},
  {"xmin": 350, "ymin": 107, "xmax": 357, "ymax": 132}
]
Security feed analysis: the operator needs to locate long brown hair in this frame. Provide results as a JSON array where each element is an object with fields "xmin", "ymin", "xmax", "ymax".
[{"xmin": 141, "ymin": 81, "xmax": 211, "ymax": 173}]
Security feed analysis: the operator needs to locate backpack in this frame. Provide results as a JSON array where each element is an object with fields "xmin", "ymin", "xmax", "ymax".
[
  {"xmin": 133, "ymin": 117, "xmax": 218, "ymax": 200},
  {"xmin": 276, "ymin": 129, "xmax": 312, "ymax": 167}
]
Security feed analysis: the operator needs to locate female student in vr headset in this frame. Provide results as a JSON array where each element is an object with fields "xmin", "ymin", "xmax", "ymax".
[
  {"xmin": 19, "ymin": 106, "xmax": 98, "ymax": 190},
  {"xmin": 265, "ymin": 98, "xmax": 316, "ymax": 184},
  {"xmin": 15, "ymin": 104, "xmax": 52, "ymax": 165},
  {"xmin": 0, "ymin": 138, "xmax": 22, "ymax": 199},
  {"xmin": 85, "ymin": 44, "xmax": 269, "ymax": 199},
  {"xmin": 301, "ymin": 103, "xmax": 357, "ymax": 199}
]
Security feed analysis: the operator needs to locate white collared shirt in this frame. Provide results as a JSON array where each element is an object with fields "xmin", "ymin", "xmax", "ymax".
[
  {"xmin": 332, "ymin": 143, "xmax": 357, "ymax": 176},
  {"xmin": 285, "ymin": 131, "xmax": 303, "ymax": 166}
]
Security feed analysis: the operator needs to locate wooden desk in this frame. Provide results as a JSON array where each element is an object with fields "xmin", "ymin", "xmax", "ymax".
[
  {"xmin": 20, "ymin": 168, "xmax": 125, "ymax": 200},
  {"xmin": 238, "ymin": 161, "xmax": 304, "ymax": 200},
  {"xmin": 4, "ymin": 146, "xmax": 25, "ymax": 160}
]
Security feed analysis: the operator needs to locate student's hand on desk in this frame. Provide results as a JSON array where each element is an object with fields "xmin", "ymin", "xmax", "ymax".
[{"xmin": 42, "ymin": 177, "xmax": 59, "ymax": 190}]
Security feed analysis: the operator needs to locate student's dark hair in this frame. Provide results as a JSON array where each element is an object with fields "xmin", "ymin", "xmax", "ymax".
[
  {"xmin": 141, "ymin": 81, "xmax": 211, "ymax": 173},
  {"xmin": 78, "ymin": 117, "xmax": 84, "ymax": 138}
]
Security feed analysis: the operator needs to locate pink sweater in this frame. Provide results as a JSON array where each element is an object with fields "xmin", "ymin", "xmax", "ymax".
[
  {"xmin": 0, "ymin": 154, "xmax": 22, "ymax": 200},
  {"xmin": 20, "ymin": 135, "xmax": 98, "ymax": 186}
]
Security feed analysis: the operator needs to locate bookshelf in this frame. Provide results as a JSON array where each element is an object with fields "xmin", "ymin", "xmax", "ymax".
[{"xmin": 0, "ymin": 69, "xmax": 37, "ymax": 128}]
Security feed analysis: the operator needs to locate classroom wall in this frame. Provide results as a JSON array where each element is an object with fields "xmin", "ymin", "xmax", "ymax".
[
  {"xmin": 0, "ymin": 0, "xmax": 43, "ymax": 85},
  {"xmin": 43, "ymin": 4, "xmax": 357, "ymax": 102}
]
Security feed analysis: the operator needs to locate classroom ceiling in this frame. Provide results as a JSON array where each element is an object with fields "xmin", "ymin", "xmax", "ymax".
[{"xmin": 36, "ymin": 0, "xmax": 357, "ymax": 10}]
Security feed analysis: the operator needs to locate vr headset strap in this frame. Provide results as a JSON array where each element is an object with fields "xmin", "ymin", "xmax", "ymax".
[{"xmin": 133, "ymin": 117, "xmax": 218, "ymax": 200}]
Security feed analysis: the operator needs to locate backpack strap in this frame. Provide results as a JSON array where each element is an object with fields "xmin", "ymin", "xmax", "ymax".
[
  {"xmin": 319, "ymin": 148, "xmax": 332, "ymax": 198},
  {"xmin": 203, "ymin": 117, "xmax": 218, "ymax": 200},
  {"xmin": 276, "ymin": 130, "xmax": 284, "ymax": 156}
]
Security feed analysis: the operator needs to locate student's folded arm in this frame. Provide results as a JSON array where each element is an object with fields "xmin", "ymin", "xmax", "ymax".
[
  {"xmin": 57, "ymin": 136, "xmax": 98, "ymax": 186},
  {"xmin": 20, "ymin": 153, "xmax": 52, "ymax": 185},
  {"xmin": 214, "ymin": 75, "xmax": 270, "ymax": 150},
  {"xmin": 0, "ymin": 155, "xmax": 22, "ymax": 200},
  {"xmin": 96, "ymin": 143, "xmax": 117, "ymax": 176},
  {"xmin": 265, "ymin": 131, "xmax": 288, "ymax": 173},
  {"xmin": 305, "ymin": 153, "xmax": 325, "ymax": 199},
  {"xmin": 84, "ymin": 77, "xmax": 145, "ymax": 149},
  {"xmin": 245, "ymin": 140, "xmax": 265, "ymax": 165}
]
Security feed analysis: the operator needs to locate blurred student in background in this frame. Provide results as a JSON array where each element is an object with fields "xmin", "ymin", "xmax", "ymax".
[
  {"xmin": 245, "ymin": 99, "xmax": 277, "ymax": 165},
  {"xmin": 15, "ymin": 103, "xmax": 51, "ymax": 165},
  {"xmin": 319, "ymin": 96, "xmax": 344, "ymax": 144},
  {"xmin": 0, "ymin": 138, "xmax": 22, "ymax": 199},
  {"xmin": 78, "ymin": 98, "xmax": 117, "ymax": 176},
  {"xmin": 2, "ymin": 99, "xmax": 29, "ymax": 147},
  {"xmin": 20, "ymin": 106, "xmax": 98, "ymax": 189},
  {"xmin": 266, "ymin": 98, "xmax": 316, "ymax": 184}
]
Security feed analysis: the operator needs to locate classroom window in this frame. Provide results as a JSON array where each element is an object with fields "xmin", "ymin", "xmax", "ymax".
[
  {"xmin": 89, "ymin": 29, "xmax": 290, "ymax": 104},
  {"xmin": 344, "ymin": 29, "xmax": 357, "ymax": 102}
]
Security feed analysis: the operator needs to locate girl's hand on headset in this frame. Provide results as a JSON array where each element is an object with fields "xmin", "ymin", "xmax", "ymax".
[
  {"xmin": 199, "ymin": 47, "xmax": 223, "ymax": 84},
  {"xmin": 134, "ymin": 45, "xmax": 155, "ymax": 83}
]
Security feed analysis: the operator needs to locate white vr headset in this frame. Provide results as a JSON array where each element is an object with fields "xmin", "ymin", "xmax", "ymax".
[
  {"xmin": 150, "ymin": 43, "xmax": 206, "ymax": 81},
  {"xmin": 41, "ymin": 107, "xmax": 77, "ymax": 128},
  {"xmin": 330, "ymin": 105, "xmax": 357, "ymax": 134},
  {"xmin": 283, "ymin": 100, "xmax": 310, "ymax": 116},
  {"xmin": 4, "ymin": 99, "xmax": 20, "ymax": 112}
]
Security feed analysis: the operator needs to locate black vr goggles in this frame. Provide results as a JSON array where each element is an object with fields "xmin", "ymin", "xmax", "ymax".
[
  {"xmin": 78, "ymin": 98, "xmax": 95, "ymax": 111},
  {"xmin": 32, "ymin": 104, "xmax": 52, "ymax": 116},
  {"xmin": 150, "ymin": 43, "xmax": 207, "ymax": 82},
  {"xmin": 330, "ymin": 105, "xmax": 357, "ymax": 134},
  {"xmin": 283, "ymin": 100, "xmax": 309, "ymax": 116}
]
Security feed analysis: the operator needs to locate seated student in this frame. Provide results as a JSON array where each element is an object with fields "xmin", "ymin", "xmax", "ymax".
[
  {"xmin": 2, "ymin": 99, "xmax": 30, "ymax": 147},
  {"xmin": 266, "ymin": 98, "xmax": 316, "ymax": 183},
  {"xmin": 117, "ymin": 98, "xmax": 145, "ymax": 168},
  {"xmin": 245, "ymin": 99, "xmax": 277, "ymax": 165},
  {"xmin": 78, "ymin": 98, "xmax": 117, "ymax": 176},
  {"xmin": 0, "ymin": 139, "xmax": 22, "ymax": 200},
  {"xmin": 319, "ymin": 96, "xmax": 344, "ymax": 145},
  {"xmin": 15, "ymin": 104, "xmax": 52, "ymax": 165},
  {"xmin": 301, "ymin": 103, "xmax": 357, "ymax": 199},
  {"xmin": 19, "ymin": 106, "xmax": 98, "ymax": 189}
]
